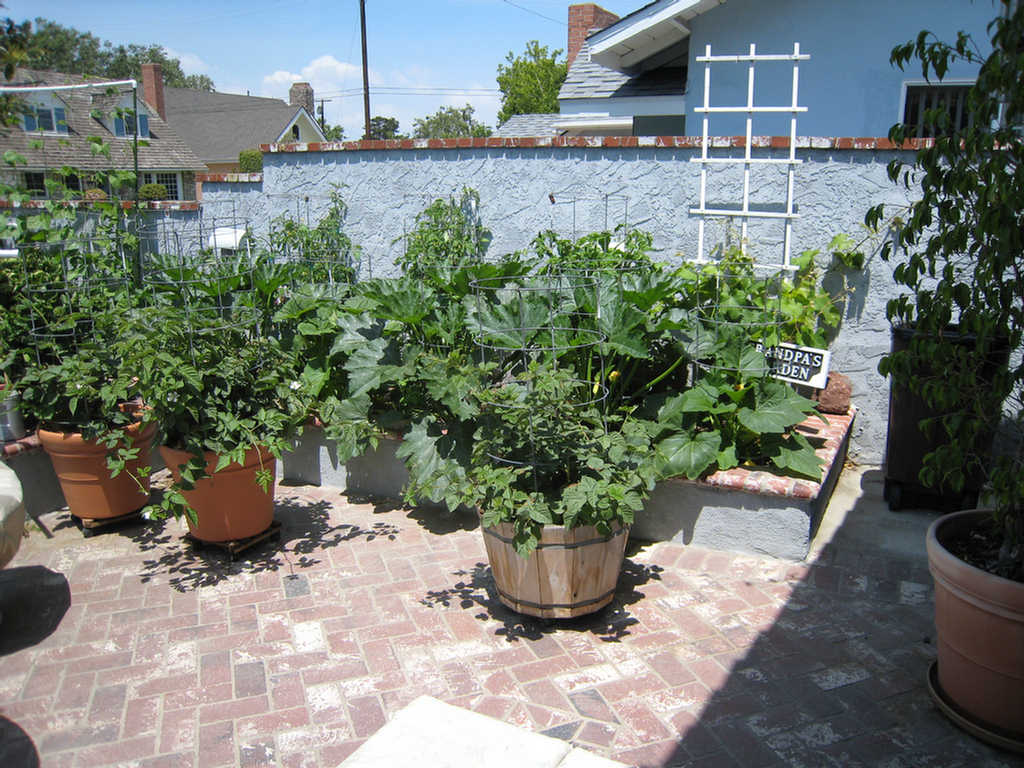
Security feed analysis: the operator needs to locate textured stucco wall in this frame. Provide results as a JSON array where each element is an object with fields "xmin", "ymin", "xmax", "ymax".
[{"xmin": 201, "ymin": 143, "xmax": 922, "ymax": 465}]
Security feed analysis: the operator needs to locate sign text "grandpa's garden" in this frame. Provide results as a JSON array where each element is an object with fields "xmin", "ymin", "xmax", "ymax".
[{"xmin": 753, "ymin": 342, "xmax": 830, "ymax": 389}]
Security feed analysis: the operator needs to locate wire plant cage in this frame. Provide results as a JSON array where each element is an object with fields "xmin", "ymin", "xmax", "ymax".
[
  {"xmin": 470, "ymin": 271, "xmax": 608, "ymax": 485},
  {"xmin": 265, "ymin": 191, "xmax": 363, "ymax": 296},
  {"xmin": 398, "ymin": 188, "xmax": 492, "ymax": 276},
  {"xmin": 137, "ymin": 214, "xmax": 262, "ymax": 358},
  {"xmin": 19, "ymin": 232, "xmax": 136, "ymax": 364}
]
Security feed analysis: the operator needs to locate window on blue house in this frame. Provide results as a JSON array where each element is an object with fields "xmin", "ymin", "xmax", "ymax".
[{"xmin": 903, "ymin": 84, "xmax": 972, "ymax": 138}]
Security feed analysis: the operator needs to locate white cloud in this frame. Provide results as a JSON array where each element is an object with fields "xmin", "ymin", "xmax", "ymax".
[
  {"xmin": 260, "ymin": 54, "xmax": 502, "ymax": 140},
  {"xmin": 162, "ymin": 47, "xmax": 210, "ymax": 76}
]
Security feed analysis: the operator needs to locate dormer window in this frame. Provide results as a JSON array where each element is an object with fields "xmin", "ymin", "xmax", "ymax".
[
  {"xmin": 24, "ymin": 106, "xmax": 68, "ymax": 134},
  {"xmin": 113, "ymin": 112, "xmax": 150, "ymax": 139}
]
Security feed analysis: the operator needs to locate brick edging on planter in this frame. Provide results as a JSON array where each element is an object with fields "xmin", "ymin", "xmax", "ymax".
[
  {"xmin": 1, "ymin": 432, "xmax": 41, "ymax": 460},
  {"xmin": 196, "ymin": 172, "xmax": 263, "ymax": 183},
  {"xmin": 260, "ymin": 137, "xmax": 932, "ymax": 154},
  {"xmin": 681, "ymin": 407, "xmax": 856, "ymax": 502}
]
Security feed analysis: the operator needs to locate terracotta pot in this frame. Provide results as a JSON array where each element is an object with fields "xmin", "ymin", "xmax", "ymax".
[
  {"xmin": 160, "ymin": 445, "xmax": 275, "ymax": 543},
  {"xmin": 927, "ymin": 509, "xmax": 1024, "ymax": 739},
  {"xmin": 481, "ymin": 515, "xmax": 629, "ymax": 619},
  {"xmin": 39, "ymin": 420, "xmax": 156, "ymax": 520}
]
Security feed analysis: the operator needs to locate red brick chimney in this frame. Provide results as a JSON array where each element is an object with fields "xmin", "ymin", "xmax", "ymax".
[
  {"xmin": 141, "ymin": 62, "xmax": 165, "ymax": 120},
  {"xmin": 568, "ymin": 3, "xmax": 621, "ymax": 69}
]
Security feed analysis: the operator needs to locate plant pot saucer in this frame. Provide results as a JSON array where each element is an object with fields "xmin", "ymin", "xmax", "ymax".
[{"xmin": 927, "ymin": 661, "xmax": 1024, "ymax": 754}]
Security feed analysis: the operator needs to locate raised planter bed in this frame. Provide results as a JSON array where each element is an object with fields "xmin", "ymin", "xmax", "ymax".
[
  {"xmin": 633, "ymin": 408, "xmax": 856, "ymax": 560},
  {"xmin": 280, "ymin": 409, "xmax": 855, "ymax": 561}
]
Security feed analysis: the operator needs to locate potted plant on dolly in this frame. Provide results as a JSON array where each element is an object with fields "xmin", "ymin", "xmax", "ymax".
[
  {"xmin": 867, "ymin": 1, "xmax": 1024, "ymax": 748},
  {"xmin": 126, "ymin": 304, "xmax": 308, "ymax": 544},
  {"xmin": 19, "ymin": 345, "xmax": 156, "ymax": 527}
]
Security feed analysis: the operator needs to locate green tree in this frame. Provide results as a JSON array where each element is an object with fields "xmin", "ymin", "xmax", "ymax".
[
  {"xmin": 496, "ymin": 40, "xmax": 566, "ymax": 125},
  {"xmin": 22, "ymin": 18, "xmax": 215, "ymax": 91},
  {"xmin": 366, "ymin": 115, "xmax": 399, "ymax": 140},
  {"xmin": 322, "ymin": 123, "xmax": 345, "ymax": 141},
  {"xmin": 412, "ymin": 104, "xmax": 491, "ymax": 139}
]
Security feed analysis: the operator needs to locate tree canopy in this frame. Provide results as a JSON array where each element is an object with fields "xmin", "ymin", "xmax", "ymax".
[
  {"xmin": 366, "ymin": 115, "xmax": 401, "ymax": 140},
  {"xmin": 496, "ymin": 40, "xmax": 566, "ymax": 125},
  {"xmin": 412, "ymin": 104, "xmax": 491, "ymax": 139},
  {"xmin": 17, "ymin": 18, "xmax": 214, "ymax": 90}
]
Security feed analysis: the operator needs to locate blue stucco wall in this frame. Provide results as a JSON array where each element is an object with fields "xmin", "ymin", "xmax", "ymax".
[
  {"xmin": 684, "ymin": 0, "xmax": 994, "ymax": 136},
  {"xmin": 201, "ymin": 140, "xmax": 926, "ymax": 466}
]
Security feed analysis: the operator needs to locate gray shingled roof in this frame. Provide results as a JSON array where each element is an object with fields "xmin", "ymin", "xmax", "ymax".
[
  {"xmin": 494, "ymin": 114, "xmax": 563, "ymax": 137},
  {"xmin": 558, "ymin": 40, "xmax": 685, "ymax": 101},
  {"xmin": 2, "ymin": 69, "xmax": 206, "ymax": 173},
  {"xmin": 163, "ymin": 87, "xmax": 315, "ymax": 165}
]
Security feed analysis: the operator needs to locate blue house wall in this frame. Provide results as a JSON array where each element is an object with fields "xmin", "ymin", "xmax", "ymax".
[{"xmin": 683, "ymin": 0, "xmax": 994, "ymax": 136}]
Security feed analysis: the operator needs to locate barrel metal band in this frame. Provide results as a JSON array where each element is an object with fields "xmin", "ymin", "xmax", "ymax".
[
  {"xmin": 482, "ymin": 524, "xmax": 626, "ymax": 550},
  {"xmin": 495, "ymin": 585, "xmax": 616, "ymax": 611}
]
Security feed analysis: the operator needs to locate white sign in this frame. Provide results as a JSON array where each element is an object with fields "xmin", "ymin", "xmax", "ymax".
[{"xmin": 754, "ymin": 342, "xmax": 831, "ymax": 389}]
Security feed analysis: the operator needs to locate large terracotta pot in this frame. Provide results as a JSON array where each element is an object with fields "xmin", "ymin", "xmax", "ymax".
[
  {"xmin": 927, "ymin": 509, "xmax": 1024, "ymax": 740},
  {"xmin": 160, "ymin": 445, "xmax": 275, "ymax": 543},
  {"xmin": 482, "ymin": 516, "xmax": 629, "ymax": 619},
  {"xmin": 39, "ymin": 420, "xmax": 156, "ymax": 520}
]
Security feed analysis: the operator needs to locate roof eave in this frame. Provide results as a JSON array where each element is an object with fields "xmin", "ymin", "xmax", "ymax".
[{"xmin": 589, "ymin": 0, "xmax": 725, "ymax": 72}]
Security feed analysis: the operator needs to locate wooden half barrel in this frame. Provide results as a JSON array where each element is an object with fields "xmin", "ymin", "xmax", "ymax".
[{"xmin": 482, "ymin": 518, "xmax": 629, "ymax": 619}]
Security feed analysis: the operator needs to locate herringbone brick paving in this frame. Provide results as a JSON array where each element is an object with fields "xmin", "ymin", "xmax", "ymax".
[{"xmin": 0, "ymin": 483, "xmax": 1017, "ymax": 767}]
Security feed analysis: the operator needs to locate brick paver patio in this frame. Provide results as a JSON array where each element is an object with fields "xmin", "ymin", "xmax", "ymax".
[{"xmin": 0, "ymin": 482, "xmax": 1017, "ymax": 767}]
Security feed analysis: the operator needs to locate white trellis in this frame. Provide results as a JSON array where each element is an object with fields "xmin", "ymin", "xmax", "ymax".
[{"xmin": 690, "ymin": 43, "xmax": 810, "ymax": 270}]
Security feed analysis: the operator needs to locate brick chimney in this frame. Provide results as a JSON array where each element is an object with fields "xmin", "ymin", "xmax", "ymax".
[
  {"xmin": 289, "ymin": 82, "xmax": 314, "ymax": 114},
  {"xmin": 141, "ymin": 62, "xmax": 165, "ymax": 120},
  {"xmin": 568, "ymin": 4, "xmax": 620, "ymax": 69}
]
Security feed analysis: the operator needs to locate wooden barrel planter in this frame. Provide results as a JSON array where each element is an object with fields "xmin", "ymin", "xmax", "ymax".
[
  {"xmin": 160, "ymin": 445, "xmax": 276, "ymax": 543},
  {"xmin": 481, "ymin": 518, "xmax": 629, "ymax": 619}
]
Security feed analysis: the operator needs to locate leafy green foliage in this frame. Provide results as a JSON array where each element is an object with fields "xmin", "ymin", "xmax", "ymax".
[
  {"xmin": 238, "ymin": 149, "xmax": 263, "ymax": 173},
  {"xmin": 396, "ymin": 188, "xmax": 491, "ymax": 277},
  {"xmin": 412, "ymin": 104, "xmax": 492, "ymax": 139},
  {"xmin": 21, "ymin": 17, "xmax": 215, "ymax": 90},
  {"xmin": 137, "ymin": 182, "xmax": 166, "ymax": 201},
  {"xmin": 867, "ymin": 0, "xmax": 1024, "ymax": 580},
  {"xmin": 496, "ymin": 40, "xmax": 566, "ymax": 125},
  {"xmin": 365, "ymin": 116, "xmax": 400, "ymax": 140}
]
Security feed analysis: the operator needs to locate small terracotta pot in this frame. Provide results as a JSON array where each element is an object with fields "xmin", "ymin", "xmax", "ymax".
[
  {"xmin": 160, "ymin": 445, "xmax": 275, "ymax": 543},
  {"xmin": 39, "ymin": 420, "xmax": 156, "ymax": 520},
  {"xmin": 927, "ymin": 509, "xmax": 1024, "ymax": 738}
]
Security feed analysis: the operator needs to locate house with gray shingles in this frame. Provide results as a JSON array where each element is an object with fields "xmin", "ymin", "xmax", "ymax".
[
  {"xmin": 146, "ymin": 66, "xmax": 327, "ymax": 174},
  {"xmin": 1, "ymin": 66, "xmax": 206, "ymax": 201},
  {"xmin": 498, "ymin": 0, "xmax": 992, "ymax": 138}
]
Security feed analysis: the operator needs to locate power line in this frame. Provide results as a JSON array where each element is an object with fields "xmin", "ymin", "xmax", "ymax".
[{"xmin": 499, "ymin": 0, "xmax": 566, "ymax": 26}]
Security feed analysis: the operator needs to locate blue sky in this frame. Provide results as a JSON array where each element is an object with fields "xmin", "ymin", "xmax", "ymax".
[{"xmin": 6, "ymin": 0, "xmax": 641, "ymax": 138}]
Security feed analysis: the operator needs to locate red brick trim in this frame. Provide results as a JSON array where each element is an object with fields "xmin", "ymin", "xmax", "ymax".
[
  {"xmin": 196, "ymin": 173, "xmax": 263, "ymax": 183},
  {"xmin": 260, "ymin": 137, "xmax": 933, "ymax": 154},
  {"xmin": 1, "ymin": 432, "xmax": 41, "ymax": 459},
  {"xmin": 0, "ymin": 199, "xmax": 200, "ymax": 211}
]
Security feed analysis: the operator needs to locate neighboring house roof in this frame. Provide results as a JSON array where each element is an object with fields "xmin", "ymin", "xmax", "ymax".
[
  {"xmin": 2, "ymin": 68, "xmax": 206, "ymax": 172},
  {"xmin": 163, "ymin": 87, "xmax": 326, "ymax": 165},
  {"xmin": 560, "ymin": 40, "xmax": 686, "ymax": 100},
  {"xmin": 494, "ymin": 114, "xmax": 563, "ymax": 137}
]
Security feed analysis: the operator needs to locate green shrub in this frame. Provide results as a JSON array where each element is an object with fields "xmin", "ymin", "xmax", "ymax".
[
  {"xmin": 138, "ymin": 183, "xmax": 167, "ymax": 202},
  {"xmin": 238, "ymin": 149, "xmax": 263, "ymax": 173}
]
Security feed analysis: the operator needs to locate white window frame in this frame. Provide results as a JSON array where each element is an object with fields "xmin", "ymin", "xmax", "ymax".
[
  {"xmin": 898, "ymin": 79, "xmax": 975, "ymax": 137},
  {"xmin": 141, "ymin": 171, "xmax": 181, "ymax": 200},
  {"xmin": 23, "ymin": 104, "xmax": 68, "ymax": 135}
]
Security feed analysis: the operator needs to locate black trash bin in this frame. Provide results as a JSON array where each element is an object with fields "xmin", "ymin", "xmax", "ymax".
[{"xmin": 883, "ymin": 324, "xmax": 1008, "ymax": 511}]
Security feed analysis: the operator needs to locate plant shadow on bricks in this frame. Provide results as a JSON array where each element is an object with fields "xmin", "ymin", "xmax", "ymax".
[
  {"xmin": 128, "ymin": 495, "xmax": 400, "ymax": 592},
  {"xmin": 419, "ymin": 541, "xmax": 663, "ymax": 643}
]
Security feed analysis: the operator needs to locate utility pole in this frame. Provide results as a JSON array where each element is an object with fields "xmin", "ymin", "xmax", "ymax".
[
  {"xmin": 360, "ymin": 0, "xmax": 371, "ymax": 139},
  {"xmin": 316, "ymin": 98, "xmax": 333, "ymax": 132}
]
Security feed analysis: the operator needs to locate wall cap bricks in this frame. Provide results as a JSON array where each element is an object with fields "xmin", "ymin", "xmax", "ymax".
[{"xmin": 259, "ymin": 136, "xmax": 933, "ymax": 154}]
